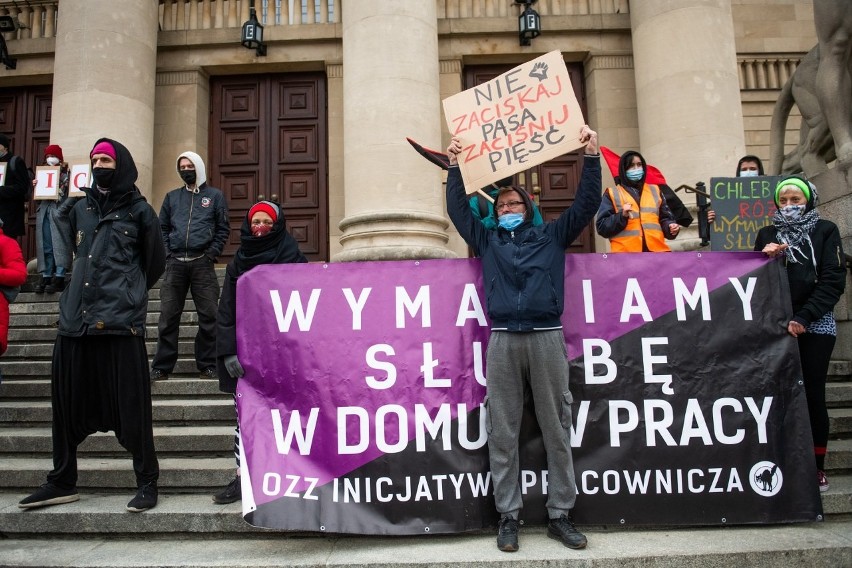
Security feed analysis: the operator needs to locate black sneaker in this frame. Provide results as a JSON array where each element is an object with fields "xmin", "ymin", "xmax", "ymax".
[
  {"xmin": 18, "ymin": 483, "xmax": 79, "ymax": 509},
  {"xmin": 126, "ymin": 482, "xmax": 158, "ymax": 512},
  {"xmin": 547, "ymin": 513, "xmax": 587, "ymax": 549},
  {"xmin": 212, "ymin": 476, "xmax": 241, "ymax": 504},
  {"xmin": 496, "ymin": 516, "xmax": 520, "ymax": 552},
  {"xmin": 150, "ymin": 368, "xmax": 169, "ymax": 381},
  {"xmin": 199, "ymin": 368, "xmax": 218, "ymax": 380}
]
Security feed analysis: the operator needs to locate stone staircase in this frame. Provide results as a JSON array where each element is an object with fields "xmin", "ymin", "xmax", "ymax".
[{"xmin": 0, "ymin": 272, "xmax": 851, "ymax": 567}]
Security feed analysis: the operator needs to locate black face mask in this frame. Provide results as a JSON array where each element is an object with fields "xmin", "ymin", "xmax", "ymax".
[
  {"xmin": 179, "ymin": 169, "xmax": 197, "ymax": 185},
  {"xmin": 92, "ymin": 167, "xmax": 115, "ymax": 189}
]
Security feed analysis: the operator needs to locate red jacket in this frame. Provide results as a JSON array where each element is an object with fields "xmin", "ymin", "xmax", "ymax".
[{"xmin": 0, "ymin": 230, "xmax": 27, "ymax": 355}]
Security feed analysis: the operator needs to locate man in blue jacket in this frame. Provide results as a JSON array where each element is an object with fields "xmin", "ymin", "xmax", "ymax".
[
  {"xmin": 150, "ymin": 152, "xmax": 229, "ymax": 381},
  {"xmin": 445, "ymin": 125, "xmax": 600, "ymax": 553}
]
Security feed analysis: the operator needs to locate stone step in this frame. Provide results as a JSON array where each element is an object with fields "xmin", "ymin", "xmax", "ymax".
[
  {"xmin": 2, "ymin": 339, "xmax": 200, "ymax": 360},
  {"xmin": 830, "ymin": 408, "xmax": 852, "ymax": 437},
  {"xmin": 9, "ymin": 311, "xmax": 200, "ymax": 328},
  {"xmin": 0, "ymin": 425, "xmax": 234, "ymax": 456},
  {"xmin": 0, "ymin": 489, "xmax": 849, "ymax": 546},
  {"xmin": 826, "ymin": 439, "xmax": 852, "ymax": 472},
  {"xmin": 0, "ymin": 378, "xmax": 227, "ymax": 399},
  {"xmin": 1, "ymin": 457, "xmax": 235, "ymax": 490},
  {"xmin": 827, "ymin": 382, "xmax": 852, "ymax": 408},
  {"xmin": 7, "ymin": 324, "xmax": 204, "ymax": 343},
  {"xmin": 828, "ymin": 360, "xmax": 851, "ymax": 381},
  {"xmin": 0, "ymin": 358, "xmax": 217, "ymax": 378},
  {"xmin": 1, "ymin": 521, "xmax": 850, "ymax": 568},
  {"xmin": 0, "ymin": 399, "xmax": 234, "ymax": 425},
  {"xmin": 10, "ymin": 298, "xmax": 197, "ymax": 315}
]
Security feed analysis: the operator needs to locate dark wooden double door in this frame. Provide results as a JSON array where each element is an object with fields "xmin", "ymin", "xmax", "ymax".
[
  {"xmin": 465, "ymin": 62, "xmax": 595, "ymax": 254},
  {"xmin": 209, "ymin": 73, "xmax": 328, "ymax": 261},
  {"xmin": 0, "ymin": 85, "xmax": 54, "ymax": 259}
]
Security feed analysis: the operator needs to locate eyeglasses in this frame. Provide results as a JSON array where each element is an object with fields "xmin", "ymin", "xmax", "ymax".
[{"xmin": 495, "ymin": 200, "xmax": 525, "ymax": 212}]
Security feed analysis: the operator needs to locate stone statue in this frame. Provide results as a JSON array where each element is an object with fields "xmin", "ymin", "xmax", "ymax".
[
  {"xmin": 769, "ymin": 1, "xmax": 852, "ymax": 176},
  {"xmin": 814, "ymin": 0, "xmax": 852, "ymax": 171}
]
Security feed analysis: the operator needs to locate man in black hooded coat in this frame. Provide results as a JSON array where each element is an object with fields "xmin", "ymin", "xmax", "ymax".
[{"xmin": 19, "ymin": 138, "xmax": 166, "ymax": 513}]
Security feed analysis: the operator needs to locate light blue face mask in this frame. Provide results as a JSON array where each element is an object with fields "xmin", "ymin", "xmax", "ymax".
[
  {"xmin": 739, "ymin": 170, "xmax": 759, "ymax": 177},
  {"xmin": 625, "ymin": 168, "xmax": 644, "ymax": 182},
  {"xmin": 498, "ymin": 212, "xmax": 524, "ymax": 230},
  {"xmin": 780, "ymin": 204, "xmax": 805, "ymax": 221}
]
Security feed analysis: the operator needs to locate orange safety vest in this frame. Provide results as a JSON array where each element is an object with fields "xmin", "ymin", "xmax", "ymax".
[{"xmin": 605, "ymin": 183, "xmax": 670, "ymax": 252}]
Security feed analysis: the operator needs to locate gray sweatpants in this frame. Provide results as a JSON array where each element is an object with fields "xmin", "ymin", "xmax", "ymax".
[{"xmin": 485, "ymin": 329, "xmax": 577, "ymax": 519}]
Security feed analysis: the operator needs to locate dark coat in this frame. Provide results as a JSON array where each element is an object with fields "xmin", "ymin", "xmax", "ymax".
[
  {"xmin": 217, "ymin": 206, "xmax": 307, "ymax": 393},
  {"xmin": 754, "ymin": 220, "xmax": 846, "ymax": 327},
  {"xmin": 0, "ymin": 152, "xmax": 31, "ymax": 238},
  {"xmin": 58, "ymin": 138, "xmax": 166, "ymax": 337},
  {"xmin": 446, "ymin": 156, "xmax": 601, "ymax": 331}
]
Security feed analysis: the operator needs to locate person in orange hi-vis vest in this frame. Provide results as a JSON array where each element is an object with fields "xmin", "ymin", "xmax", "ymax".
[{"xmin": 595, "ymin": 149, "xmax": 679, "ymax": 252}]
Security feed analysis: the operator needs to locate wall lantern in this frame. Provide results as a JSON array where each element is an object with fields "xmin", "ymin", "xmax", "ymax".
[
  {"xmin": 0, "ymin": 15, "xmax": 19, "ymax": 70},
  {"xmin": 241, "ymin": 1, "xmax": 266, "ymax": 56},
  {"xmin": 515, "ymin": 0, "xmax": 541, "ymax": 47}
]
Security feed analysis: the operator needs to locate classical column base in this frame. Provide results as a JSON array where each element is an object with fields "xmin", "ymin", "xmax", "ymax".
[{"xmin": 333, "ymin": 211, "xmax": 456, "ymax": 262}]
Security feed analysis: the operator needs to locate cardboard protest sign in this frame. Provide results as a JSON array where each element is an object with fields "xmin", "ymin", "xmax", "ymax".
[
  {"xmin": 69, "ymin": 164, "xmax": 90, "ymax": 197},
  {"xmin": 709, "ymin": 176, "xmax": 781, "ymax": 251},
  {"xmin": 34, "ymin": 166, "xmax": 61, "ymax": 200},
  {"xmin": 442, "ymin": 50, "xmax": 586, "ymax": 193}
]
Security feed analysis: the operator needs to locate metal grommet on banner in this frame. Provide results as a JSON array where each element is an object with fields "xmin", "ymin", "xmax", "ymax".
[
  {"xmin": 798, "ymin": 380, "xmax": 804, "ymax": 385},
  {"xmin": 415, "ymin": 261, "xmax": 421, "ymax": 266},
  {"xmin": 320, "ymin": 525, "xmax": 326, "ymax": 531},
  {"xmin": 236, "ymin": 393, "xmax": 242, "ymax": 398},
  {"xmin": 322, "ymin": 263, "xmax": 329, "ymax": 269},
  {"xmin": 817, "ymin": 514, "xmax": 823, "ymax": 521},
  {"xmin": 602, "ymin": 253, "xmax": 608, "ymax": 259},
  {"xmin": 721, "ymin": 518, "xmax": 727, "ymax": 523},
  {"xmin": 620, "ymin": 519, "xmax": 625, "ymax": 524},
  {"xmin": 424, "ymin": 527, "xmax": 430, "ymax": 533},
  {"xmin": 697, "ymin": 252, "xmax": 702, "ymax": 259}
]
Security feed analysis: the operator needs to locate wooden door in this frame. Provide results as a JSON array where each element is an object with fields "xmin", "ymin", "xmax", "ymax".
[
  {"xmin": 209, "ymin": 73, "xmax": 328, "ymax": 262},
  {"xmin": 0, "ymin": 85, "xmax": 52, "ymax": 259},
  {"xmin": 464, "ymin": 62, "xmax": 594, "ymax": 254}
]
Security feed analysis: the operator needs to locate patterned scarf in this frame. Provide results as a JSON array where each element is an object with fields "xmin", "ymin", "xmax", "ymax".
[{"xmin": 772, "ymin": 207, "xmax": 820, "ymax": 265}]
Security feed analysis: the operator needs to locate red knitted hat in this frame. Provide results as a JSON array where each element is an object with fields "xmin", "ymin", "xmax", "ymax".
[
  {"xmin": 248, "ymin": 201, "xmax": 279, "ymax": 223},
  {"xmin": 44, "ymin": 144, "xmax": 64, "ymax": 161}
]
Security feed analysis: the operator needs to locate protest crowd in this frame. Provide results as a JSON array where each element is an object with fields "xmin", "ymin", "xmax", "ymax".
[{"xmin": 2, "ymin": 60, "xmax": 847, "ymax": 555}]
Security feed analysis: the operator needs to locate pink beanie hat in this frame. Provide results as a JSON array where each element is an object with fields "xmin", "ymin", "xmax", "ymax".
[{"xmin": 90, "ymin": 141, "xmax": 117, "ymax": 160}]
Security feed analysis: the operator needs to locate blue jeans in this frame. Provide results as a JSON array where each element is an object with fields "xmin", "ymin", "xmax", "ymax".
[{"xmin": 41, "ymin": 217, "xmax": 65, "ymax": 278}]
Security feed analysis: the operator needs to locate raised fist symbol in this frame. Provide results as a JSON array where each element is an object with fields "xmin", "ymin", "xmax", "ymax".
[{"xmin": 529, "ymin": 62, "xmax": 548, "ymax": 82}]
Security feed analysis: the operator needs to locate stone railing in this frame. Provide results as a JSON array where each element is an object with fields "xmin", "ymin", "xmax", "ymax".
[
  {"xmin": 0, "ymin": 1, "xmax": 58, "ymax": 39},
  {"xmin": 159, "ymin": 0, "xmax": 337, "ymax": 30},
  {"xmin": 738, "ymin": 56, "xmax": 802, "ymax": 90},
  {"xmin": 0, "ymin": 0, "xmax": 629, "ymax": 38},
  {"xmin": 437, "ymin": 0, "xmax": 629, "ymax": 18}
]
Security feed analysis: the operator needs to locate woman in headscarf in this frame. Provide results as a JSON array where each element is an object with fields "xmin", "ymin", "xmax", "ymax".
[
  {"xmin": 755, "ymin": 176, "xmax": 846, "ymax": 493},
  {"xmin": 212, "ymin": 200, "xmax": 307, "ymax": 505}
]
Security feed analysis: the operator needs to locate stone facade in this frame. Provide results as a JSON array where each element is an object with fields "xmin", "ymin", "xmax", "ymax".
[{"xmin": 0, "ymin": 1, "xmax": 846, "ymax": 263}]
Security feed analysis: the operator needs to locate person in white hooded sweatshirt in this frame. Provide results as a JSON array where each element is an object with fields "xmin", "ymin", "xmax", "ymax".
[{"xmin": 150, "ymin": 151, "xmax": 229, "ymax": 381}]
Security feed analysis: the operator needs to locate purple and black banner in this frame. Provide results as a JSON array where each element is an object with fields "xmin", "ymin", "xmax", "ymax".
[{"xmin": 235, "ymin": 252, "xmax": 821, "ymax": 534}]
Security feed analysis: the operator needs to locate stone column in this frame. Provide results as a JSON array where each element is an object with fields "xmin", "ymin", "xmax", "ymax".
[
  {"xmin": 630, "ymin": 0, "xmax": 746, "ymax": 248},
  {"xmin": 49, "ymin": 0, "xmax": 159, "ymax": 197},
  {"xmin": 584, "ymin": 52, "xmax": 640, "ymax": 252},
  {"xmin": 334, "ymin": 1, "xmax": 452, "ymax": 261}
]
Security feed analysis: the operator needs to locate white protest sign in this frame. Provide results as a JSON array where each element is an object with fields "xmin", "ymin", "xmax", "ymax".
[
  {"xmin": 442, "ymin": 50, "xmax": 586, "ymax": 193},
  {"xmin": 0, "ymin": 163, "xmax": 6, "ymax": 186},
  {"xmin": 69, "ymin": 164, "xmax": 90, "ymax": 197},
  {"xmin": 34, "ymin": 166, "xmax": 61, "ymax": 200}
]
